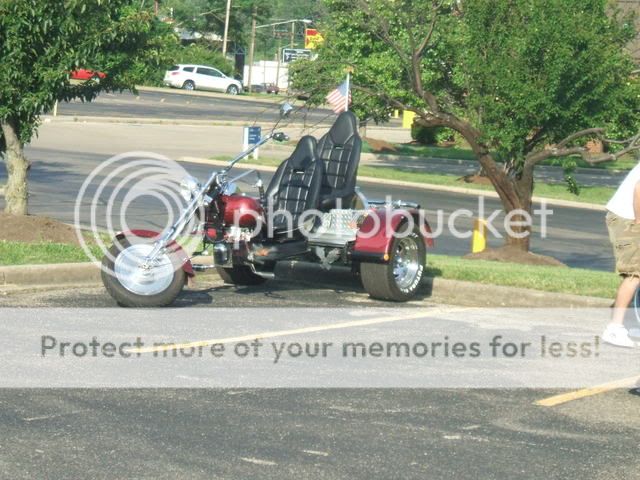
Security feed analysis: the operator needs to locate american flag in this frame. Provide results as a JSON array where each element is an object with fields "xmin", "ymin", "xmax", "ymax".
[{"xmin": 326, "ymin": 79, "xmax": 352, "ymax": 114}]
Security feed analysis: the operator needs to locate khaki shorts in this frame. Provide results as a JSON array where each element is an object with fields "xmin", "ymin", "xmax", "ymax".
[{"xmin": 606, "ymin": 211, "xmax": 640, "ymax": 277}]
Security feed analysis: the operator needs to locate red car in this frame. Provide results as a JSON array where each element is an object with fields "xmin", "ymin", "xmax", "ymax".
[
  {"xmin": 70, "ymin": 69, "xmax": 106, "ymax": 81},
  {"xmin": 265, "ymin": 83, "xmax": 280, "ymax": 94}
]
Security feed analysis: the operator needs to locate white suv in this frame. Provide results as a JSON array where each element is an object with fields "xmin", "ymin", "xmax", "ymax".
[{"xmin": 163, "ymin": 64, "xmax": 242, "ymax": 95}]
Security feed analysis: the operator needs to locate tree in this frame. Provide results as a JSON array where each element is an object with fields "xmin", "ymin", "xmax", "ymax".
[
  {"xmin": 162, "ymin": 0, "xmax": 273, "ymax": 47},
  {"xmin": 0, "ymin": 0, "xmax": 165, "ymax": 215},
  {"xmin": 291, "ymin": 0, "xmax": 640, "ymax": 252}
]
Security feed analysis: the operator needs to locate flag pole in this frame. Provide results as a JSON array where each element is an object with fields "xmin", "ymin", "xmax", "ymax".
[{"xmin": 344, "ymin": 72, "xmax": 350, "ymax": 112}]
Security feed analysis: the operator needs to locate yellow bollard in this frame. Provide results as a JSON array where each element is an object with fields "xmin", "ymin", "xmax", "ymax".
[
  {"xmin": 471, "ymin": 218, "xmax": 487, "ymax": 253},
  {"xmin": 402, "ymin": 110, "xmax": 416, "ymax": 129},
  {"xmin": 392, "ymin": 109, "xmax": 400, "ymax": 119}
]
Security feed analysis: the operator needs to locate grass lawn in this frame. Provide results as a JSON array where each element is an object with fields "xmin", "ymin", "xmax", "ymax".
[
  {"xmin": 0, "ymin": 240, "xmax": 103, "ymax": 266},
  {"xmin": 363, "ymin": 142, "xmax": 478, "ymax": 161},
  {"xmin": 363, "ymin": 141, "xmax": 637, "ymax": 172},
  {"xmin": 356, "ymin": 165, "xmax": 613, "ymax": 204},
  {"xmin": 427, "ymin": 254, "xmax": 617, "ymax": 299},
  {"xmin": 213, "ymin": 155, "xmax": 613, "ymax": 204}
]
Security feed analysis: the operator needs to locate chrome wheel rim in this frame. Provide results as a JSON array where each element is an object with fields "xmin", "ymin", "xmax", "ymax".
[
  {"xmin": 393, "ymin": 238, "xmax": 420, "ymax": 289},
  {"xmin": 114, "ymin": 244, "xmax": 175, "ymax": 296},
  {"xmin": 184, "ymin": 82, "xmax": 194, "ymax": 90}
]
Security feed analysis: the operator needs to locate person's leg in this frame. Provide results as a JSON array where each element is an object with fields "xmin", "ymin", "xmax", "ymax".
[
  {"xmin": 611, "ymin": 275, "xmax": 640, "ymax": 325},
  {"xmin": 603, "ymin": 213, "xmax": 638, "ymax": 346}
]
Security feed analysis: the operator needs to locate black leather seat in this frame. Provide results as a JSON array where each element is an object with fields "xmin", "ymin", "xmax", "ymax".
[
  {"xmin": 265, "ymin": 135, "xmax": 323, "ymax": 235},
  {"xmin": 316, "ymin": 111, "xmax": 362, "ymax": 209}
]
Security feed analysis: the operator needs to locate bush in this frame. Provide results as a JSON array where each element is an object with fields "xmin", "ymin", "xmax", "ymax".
[{"xmin": 411, "ymin": 124, "xmax": 455, "ymax": 146}]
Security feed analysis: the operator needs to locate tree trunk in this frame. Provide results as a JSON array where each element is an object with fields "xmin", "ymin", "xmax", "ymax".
[
  {"xmin": 1, "ymin": 119, "xmax": 28, "ymax": 215},
  {"xmin": 462, "ymin": 133, "xmax": 533, "ymax": 252},
  {"xmin": 421, "ymin": 115, "xmax": 535, "ymax": 252},
  {"xmin": 487, "ymin": 169, "xmax": 532, "ymax": 252}
]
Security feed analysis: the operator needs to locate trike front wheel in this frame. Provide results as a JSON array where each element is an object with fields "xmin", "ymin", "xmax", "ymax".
[{"xmin": 101, "ymin": 238, "xmax": 185, "ymax": 307}]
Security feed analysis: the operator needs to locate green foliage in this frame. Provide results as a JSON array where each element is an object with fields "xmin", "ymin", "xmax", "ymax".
[
  {"xmin": 128, "ymin": 34, "xmax": 236, "ymax": 86},
  {"xmin": 0, "ymin": 0, "xmax": 164, "ymax": 145},
  {"xmin": 460, "ymin": 0, "xmax": 640, "ymax": 171},
  {"xmin": 292, "ymin": 0, "xmax": 640, "ymax": 174},
  {"xmin": 170, "ymin": 42, "xmax": 234, "ymax": 75},
  {"xmin": 123, "ymin": 21, "xmax": 179, "ymax": 86},
  {"xmin": 411, "ymin": 124, "xmax": 455, "ymax": 146},
  {"xmin": 289, "ymin": 0, "xmax": 460, "ymax": 123},
  {"xmin": 161, "ymin": 0, "xmax": 323, "ymax": 60},
  {"xmin": 161, "ymin": 0, "xmax": 274, "ymax": 48}
]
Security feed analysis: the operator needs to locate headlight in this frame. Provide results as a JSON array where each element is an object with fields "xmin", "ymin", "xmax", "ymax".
[
  {"xmin": 222, "ymin": 182, "xmax": 238, "ymax": 196},
  {"xmin": 179, "ymin": 175, "xmax": 200, "ymax": 202}
]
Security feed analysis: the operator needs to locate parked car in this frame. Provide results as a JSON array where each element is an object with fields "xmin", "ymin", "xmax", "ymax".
[
  {"xmin": 265, "ymin": 83, "xmax": 280, "ymax": 94},
  {"xmin": 163, "ymin": 64, "xmax": 242, "ymax": 95},
  {"xmin": 245, "ymin": 84, "xmax": 266, "ymax": 94},
  {"xmin": 244, "ymin": 83, "xmax": 280, "ymax": 94},
  {"xmin": 70, "ymin": 69, "xmax": 106, "ymax": 82}
]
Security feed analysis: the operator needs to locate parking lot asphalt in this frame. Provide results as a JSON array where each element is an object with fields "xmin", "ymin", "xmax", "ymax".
[
  {"xmin": 0, "ymin": 388, "xmax": 638, "ymax": 480},
  {"xmin": 56, "ymin": 89, "xmax": 336, "ymax": 126},
  {"xmin": 0, "ymin": 244, "xmax": 633, "ymax": 477},
  {"xmin": 0, "ymin": 272, "xmax": 639, "ymax": 479}
]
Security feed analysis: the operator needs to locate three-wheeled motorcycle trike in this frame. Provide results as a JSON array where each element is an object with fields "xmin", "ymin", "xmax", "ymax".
[{"xmin": 101, "ymin": 109, "xmax": 433, "ymax": 307}]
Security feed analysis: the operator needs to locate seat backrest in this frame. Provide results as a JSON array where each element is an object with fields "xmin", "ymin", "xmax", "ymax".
[
  {"xmin": 266, "ymin": 135, "xmax": 322, "ymax": 232},
  {"xmin": 316, "ymin": 111, "xmax": 362, "ymax": 209}
]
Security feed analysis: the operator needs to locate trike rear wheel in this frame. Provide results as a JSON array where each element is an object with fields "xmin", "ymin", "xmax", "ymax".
[{"xmin": 360, "ymin": 224, "xmax": 425, "ymax": 302}]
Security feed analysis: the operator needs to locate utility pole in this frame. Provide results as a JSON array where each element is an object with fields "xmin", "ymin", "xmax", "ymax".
[
  {"xmin": 275, "ymin": 40, "xmax": 282, "ymax": 91},
  {"xmin": 222, "ymin": 0, "xmax": 232, "ymax": 57},
  {"xmin": 290, "ymin": 22, "xmax": 295, "ymax": 48},
  {"xmin": 247, "ymin": 5, "xmax": 257, "ymax": 93}
]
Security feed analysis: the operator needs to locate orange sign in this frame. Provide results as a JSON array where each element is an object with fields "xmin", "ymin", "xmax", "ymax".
[{"xmin": 304, "ymin": 28, "xmax": 324, "ymax": 49}]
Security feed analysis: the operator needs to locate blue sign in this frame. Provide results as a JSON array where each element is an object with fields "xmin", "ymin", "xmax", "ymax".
[{"xmin": 247, "ymin": 126, "xmax": 261, "ymax": 145}]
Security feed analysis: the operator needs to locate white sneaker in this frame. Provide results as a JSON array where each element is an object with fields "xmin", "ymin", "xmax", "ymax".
[{"xmin": 602, "ymin": 324, "xmax": 636, "ymax": 348}]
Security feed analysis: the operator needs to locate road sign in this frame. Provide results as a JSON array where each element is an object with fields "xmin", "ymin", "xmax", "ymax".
[
  {"xmin": 247, "ymin": 126, "xmax": 261, "ymax": 144},
  {"xmin": 304, "ymin": 28, "xmax": 323, "ymax": 49},
  {"xmin": 282, "ymin": 48, "xmax": 312, "ymax": 64},
  {"xmin": 243, "ymin": 126, "xmax": 262, "ymax": 160}
]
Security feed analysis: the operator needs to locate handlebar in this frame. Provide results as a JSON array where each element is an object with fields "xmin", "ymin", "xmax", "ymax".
[{"xmin": 143, "ymin": 129, "xmax": 289, "ymax": 264}]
